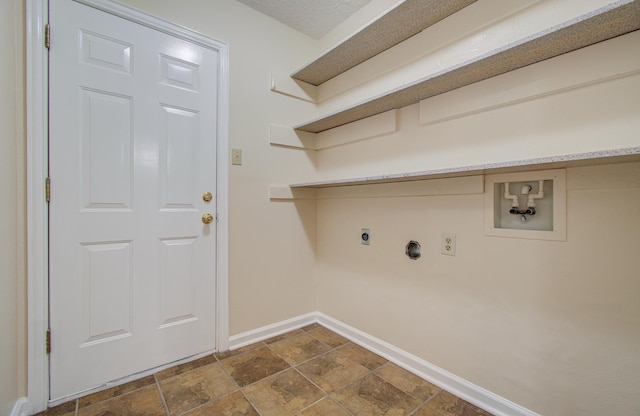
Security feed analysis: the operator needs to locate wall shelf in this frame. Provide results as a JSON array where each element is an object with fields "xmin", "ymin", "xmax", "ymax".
[
  {"xmin": 289, "ymin": 148, "xmax": 640, "ymax": 188},
  {"xmin": 291, "ymin": 0, "xmax": 476, "ymax": 86},
  {"xmin": 294, "ymin": 0, "xmax": 640, "ymax": 133}
]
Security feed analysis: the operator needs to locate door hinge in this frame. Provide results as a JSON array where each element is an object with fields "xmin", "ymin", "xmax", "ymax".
[
  {"xmin": 45, "ymin": 177, "xmax": 51, "ymax": 202},
  {"xmin": 46, "ymin": 329, "xmax": 51, "ymax": 354},
  {"xmin": 45, "ymin": 24, "xmax": 50, "ymax": 49}
]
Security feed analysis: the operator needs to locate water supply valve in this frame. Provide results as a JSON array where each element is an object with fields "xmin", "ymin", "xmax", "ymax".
[{"xmin": 504, "ymin": 181, "xmax": 544, "ymax": 222}]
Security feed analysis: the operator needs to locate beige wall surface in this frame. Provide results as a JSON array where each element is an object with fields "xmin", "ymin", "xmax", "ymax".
[
  {"xmin": 0, "ymin": 0, "xmax": 26, "ymax": 414},
  {"xmin": 317, "ymin": 163, "xmax": 640, "ymax": 415},
  {"xmin": 118, "ymin": 0, "xmax": 320, "ymax": 335},
  {"xmin": 316, "ymin": 0, "xmax": 630, "ymax": 114},
  {"xmin": 314, "ymin": 29, "xmax": 640, "ymax": 183},
  {"xmin": 313, "ymin": 18, "xmax": 640, "ymax": 413}
]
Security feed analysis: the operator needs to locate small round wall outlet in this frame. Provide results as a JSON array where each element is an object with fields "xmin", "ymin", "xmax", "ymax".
[
  {"xmin": 405, "ymin": 240, "xmax": 421, "ymax": 260},
  {"xmin": 361, "ymin": 228, "xmax": 370, "ymax": 245}
]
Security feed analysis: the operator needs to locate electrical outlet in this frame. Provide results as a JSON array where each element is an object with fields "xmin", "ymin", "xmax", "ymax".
[
  {"xmin": 441, "ymin": 232, "xmax": 456, "ymax": 256},
  {"xmin": 361, "ymin": 228, "xmax": 370, "ymax": 245}
]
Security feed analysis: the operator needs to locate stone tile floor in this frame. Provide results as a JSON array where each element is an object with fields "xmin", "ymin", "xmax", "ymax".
[{"xmin": 36, "ymin": 324, "xmax": 494, "ymax": 416}]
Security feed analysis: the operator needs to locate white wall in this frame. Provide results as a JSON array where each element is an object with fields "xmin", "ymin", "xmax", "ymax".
[
  {"xmin": 0, "ymin": 0, "xmax": 26, "ymax": 414},
  {"xmin": 118, "ymin": 0, "xmax": 320, "ymax": 334}
]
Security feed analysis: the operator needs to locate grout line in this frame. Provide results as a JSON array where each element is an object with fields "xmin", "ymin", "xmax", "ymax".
[
  {"xmin": 214, "ymin": 344, "xmax": 267, "ymax": 415},
  {"xmin": 273, "ymin": 341, "xmax": 335, "ymax": 416},
  {"xmin": 292, "ymin": 396, "xmax": 327, "ymax": 416},
  {"xmin": 239, "ymin": 333, "xmax": 336, "ymax": 414},
  {"xmin": 329, "ymin": 394, "xmax": 357, "ymax": 416},
  {"xmin": 240, "ymin": 389, "xmax": 264, "ymax": 416},
  {"xmin": 285, "ymin": 336, "xmax": 372, "ymax": 416},
  {"xmin": 153, "ymin": 374, "xmax": 171, "ymax": 416}
]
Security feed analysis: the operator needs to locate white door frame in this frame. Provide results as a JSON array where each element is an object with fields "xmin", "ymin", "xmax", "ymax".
[{"xmin": 26, "ymin": 0, "xmax": 229, "ymax": 412}]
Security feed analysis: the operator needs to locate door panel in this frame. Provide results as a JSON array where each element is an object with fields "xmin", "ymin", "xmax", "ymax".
[
  {"xmin": 80, "ymin": 241, "xmax": 133, "ymax": 345},
  {"xmin": 49, "ymin": 0, "xmax": 218, "ymax": 400},
  {"xmin": 81, "ymin": 89, "xmax": 133, "ymax": 209},
  {"xmin": 160, "ymin": 106, "xmax": 198, "ymax": 208},
  {"xmin": 159, "ymin": 237, "xmax": 198, "ymax": 327},
  {"xmin": 80, "ymin": 30, "xmax": 132, "ymax": 73}
]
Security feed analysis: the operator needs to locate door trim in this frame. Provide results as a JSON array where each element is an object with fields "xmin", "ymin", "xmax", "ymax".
[{"xmin": 26, "ymin": 0, "xmax": 229, "ymax": 412}]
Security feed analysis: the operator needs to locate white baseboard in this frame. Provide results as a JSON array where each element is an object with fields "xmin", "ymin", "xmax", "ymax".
[
  {"xmin": 315, "ymin": 313, "xmax": 539, "ymax": 416},
  {"xmin": 10, "ymin": 397, "xmax": 29, "ymax": 416},
  {"xmin": 227, "ymin": 312, "xmax": 317, "ymax": 350},
  {"xmin": 228, "ymin": 311, "xmax": 539, "ymax": 416}
]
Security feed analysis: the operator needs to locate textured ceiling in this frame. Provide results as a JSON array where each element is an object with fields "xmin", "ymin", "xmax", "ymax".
[{"xmin": 236, "ymin": 0, "xmax": 372, "ymax": 39}]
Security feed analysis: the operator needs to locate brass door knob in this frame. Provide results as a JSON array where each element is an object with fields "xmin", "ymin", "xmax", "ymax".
[{"xmin": 202, "ymin": 213, "xmax": 214, "ymax": 224}]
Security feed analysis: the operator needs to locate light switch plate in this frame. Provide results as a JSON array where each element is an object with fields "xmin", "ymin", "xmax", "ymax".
[{"xmin": 231, "ymin": 148, "xmax": 242, "ymax": 165}]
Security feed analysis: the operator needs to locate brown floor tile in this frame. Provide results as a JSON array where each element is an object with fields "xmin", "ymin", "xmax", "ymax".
[
  {"xmin": 34, "ymin": 401, "xmax": 77, "ymax": 416},
  {"xmin": 301, "ymin": 323, "xmax": 322, "ymax": 331},
  {"xmin": 297, "ymin": 397, "xmax": 351, "ymax": 416},
  {"xmin": 155, "ymin": 355, "xmax": 216, "ymax": 381},
  {"xmin": 160, "ymin": 362, "xmax": 238, "ymax": 415},
  {"xmin": 182, "ymin": 391, "xmax": 258, "ymax": 416},
  {"xmin": 47, "ymin": 327, "xmax": 494, "ymax": 416},
  {"xmin": 412, "ymin": 404, "xmax": 442, "ymax": 416},
  {"xmin": 243, "ymin": 368, "xmax": 325, "ymax": 416},
  {"xmin": 426, "ymin": 390, "xmax": 494, "ymax": 416},
  {"xmin": 264, "ymin": 329, "xmax": 305, "ymax": 344},
  {"xmin": 297, "ymin": 350, "xmax": 369, "ymax": 393},
  {"xmin": 332, "ymin": 373, "xmax": 421, "ymax": 416},
  {"xmin": 337, "ymin": 342, "xmax": 388, "ymax": 370},
  {"xmin": 215, "ymin": 343, "xmax": 263, "ymax": 360},
  {"xmin": 219, "ymin": 345, "xmax": 290, "ymax": 387},
  {"xmin": 78, "ymin": 385, "xmax": 166, "ymax": 416},
  {"xmin": 268, "ymin": 332, "xmax": 331, "ymax": 365},
  {"xmin": 307, "ymin": 326, "xmax": 350, "ymax": 348},
  {"xmin": 375, "ymin": 363, "xmax": 440, "ymax": 401},
  {"xmin": 77, "ymin": 375, "xmax": 157, "ymax": 408}
]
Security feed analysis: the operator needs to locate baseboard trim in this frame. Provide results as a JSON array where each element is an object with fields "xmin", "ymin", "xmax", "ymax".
[
  {"xmin": 227, "ymin": 312, "xmax": 317, "ymax": 350},
  {"xmin": 316, "ymin": 313, "xmax": 539, "ymax": 416},
  {"xmin": 228, "ymin": 311, "xmax": 539, "ymax": 416},
  {"xmin": 10, "ymin": 397, "xmax": 29, "ymax": 416}
]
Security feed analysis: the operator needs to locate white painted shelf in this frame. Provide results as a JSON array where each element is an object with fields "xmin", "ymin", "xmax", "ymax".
[
  {"xmin": 294, "ymin": 0, "xmax": 640, "ymax": 133},
  {"xmin": 290, "ymin": 148, "xmax": 640, "ymax": 188},
  {"xmin": 291, "ymin": 0, "xmax": 476, "ymax": 86}
]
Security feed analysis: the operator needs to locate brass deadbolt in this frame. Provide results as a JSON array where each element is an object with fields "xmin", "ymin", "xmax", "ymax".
[{"xmin": 202, "ymin": 192, "xmax": 213, "ymax": 202}]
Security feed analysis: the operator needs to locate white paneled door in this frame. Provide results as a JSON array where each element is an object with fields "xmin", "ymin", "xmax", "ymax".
[{"xmin": 49, "ymin": 0, "xmax": 219, "ymax": 400}]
